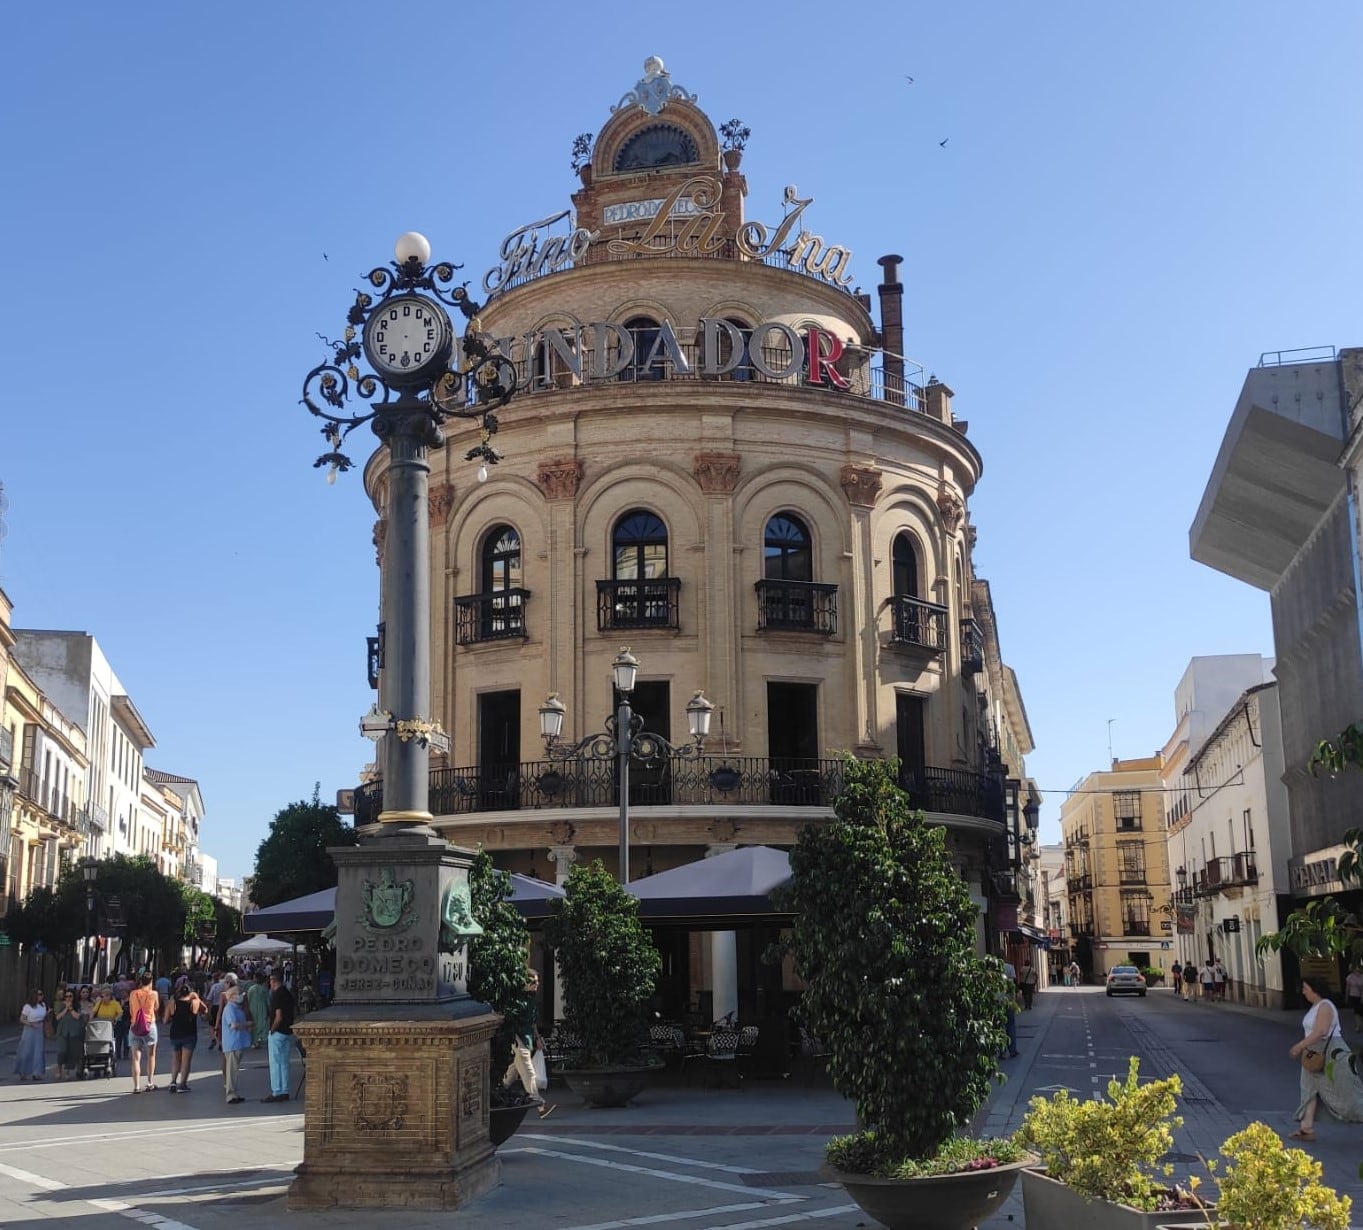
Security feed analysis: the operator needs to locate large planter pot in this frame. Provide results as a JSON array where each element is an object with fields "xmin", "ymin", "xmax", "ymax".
[
  {"xmin": 488, "ymin": 1102, "xmax": 531, "ymax": 1146},
  {"xmin": 825, "ymin": 1157, "xmax": 1031, "ymax": 1230},
  {"xmin": 560, "ymin": 1065, "xmax": 656, "ymax": 1108},
  {"xmin": 1021, "ymin": 1168, "xmax": 1209, "ymax": 1230}
]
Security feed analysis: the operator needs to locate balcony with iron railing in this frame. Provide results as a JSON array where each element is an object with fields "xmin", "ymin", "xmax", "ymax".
[
  {"xmin": 1118, "ymin": 867, "xmax": 1148, "ymax": 885},
  {"xmin": 454, "ymin": 590, "xmax": 531, "ymax": 646},
  {"xmin": 889, "ymin": 596, "xmax": 947, "ymax": 651},
  {"xmin": 1122, "ymin": 919, "xmax": 1152, "ymax": 937},
  {"xmin": 597, "ymin": 578, "xmax": 681, "ymax": 632},
  {"xmin": 1066, "ymin": 872, "xmax": 1093, "ymax": 892},
  {"xmin": 960, "ymin": 617, "xmax": 984, "ymax": 675},
  {"xmin": 754, "ymin": 580, "xmax": 837, "ymax": 634},
  {"xmin": 1194, "ymin": 852, "xmax": 1259, "ymax": 896},
  {"xmin": 354, "ymin": 756, "xmax": 1007, "ymax": 830}
]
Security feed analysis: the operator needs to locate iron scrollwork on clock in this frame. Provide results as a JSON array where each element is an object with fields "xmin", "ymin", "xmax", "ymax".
[{"xmin": 301, "ymin": 242, "xmax": 519, "ymax": 482}]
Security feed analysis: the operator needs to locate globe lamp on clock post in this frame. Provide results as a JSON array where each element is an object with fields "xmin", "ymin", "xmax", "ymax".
[{"xmin": 291, "ymin": 232, "xmax": 517, "ymax": 1211}]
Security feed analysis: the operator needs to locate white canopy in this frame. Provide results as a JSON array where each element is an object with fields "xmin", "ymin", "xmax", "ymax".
[{"xmin": 226, "ymin": 935, "xmax": 295, "ymax": 958}]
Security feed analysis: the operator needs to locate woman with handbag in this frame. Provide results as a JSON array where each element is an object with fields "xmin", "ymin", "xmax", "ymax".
[
  {"xmin": 127, "ymin": 972, "xmax": 160, "ymax": 1094},
  {"xmin": 1288, "ymin": 976, "xmax": 1363, "ymax": 1139}
]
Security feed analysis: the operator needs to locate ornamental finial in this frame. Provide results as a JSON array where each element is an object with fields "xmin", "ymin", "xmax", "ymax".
[{"xmin": 612, "ymin": 56, "xmax": 698, "ymax": 116}]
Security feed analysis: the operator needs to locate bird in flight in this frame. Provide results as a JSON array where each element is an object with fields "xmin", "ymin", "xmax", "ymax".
[
  {"xmin": 939, "ymin": 138, "xmax": 949, "ymax": 147},
  {"xmin": 322, "ymin": 252, "xmax": 329, "ymax": 261},
  {"xmin": 904, "ymin": 75, "xmax": 915, "ymax": 84}
]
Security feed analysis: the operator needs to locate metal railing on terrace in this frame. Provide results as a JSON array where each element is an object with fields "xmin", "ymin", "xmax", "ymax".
[
  {"xmin": 597, "ymin": 578, "xmax": 681, "ymax": 631},
  {"xmin": 889, "ymin": 595, "xmax": 947, "ymax": 650},
  {"xmin": 1194, "ymin": 852, "xmax": 1259, "ymax": 896},
  {"xmin": 754, "ymin": 580, "xmax": 838, "ymax": 634},
  {"xmin": 353, "ymin": 757, "xmax": 1007, "ymax": 828},
  {"xmin": 454, "ymin": 590, "xmax": 530, "ymax": 646}
]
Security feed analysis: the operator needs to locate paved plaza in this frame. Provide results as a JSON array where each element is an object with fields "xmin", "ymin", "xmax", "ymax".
[{"xmin": 0, "ymin": 988, "xmax": 1360, "ymax": 1228}]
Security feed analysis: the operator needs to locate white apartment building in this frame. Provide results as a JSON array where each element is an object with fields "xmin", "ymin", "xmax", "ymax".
[
  {"xmin": 1163, "ymin": 657, "xmax": 1291, "ymax": 1007},
  {"xmin": 12, "ymin": 631, "xmax": 155, "ymax": 859},
  {"xmin": 144, "ymin": 769, "xmax": 204, "ymax": 882}
]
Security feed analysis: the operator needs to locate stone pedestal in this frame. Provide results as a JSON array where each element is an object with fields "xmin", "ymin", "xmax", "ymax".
[{"xmin": 288, "ymin": 1003, "xmax": 501, "ymax": 1210}]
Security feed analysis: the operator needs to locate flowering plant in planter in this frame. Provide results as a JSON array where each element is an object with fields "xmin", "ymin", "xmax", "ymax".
[
  {"xmin": 1188, "ymin": 1121, "xmax": 1350, "ymax": 1230},
  {"xmin": 779, "ymin": 756, "xmax": 1011, "ymax": 1175},
  {"xmin": 1017, "ymin": 1057, "xmax": 1198, "ymax": 1214}
]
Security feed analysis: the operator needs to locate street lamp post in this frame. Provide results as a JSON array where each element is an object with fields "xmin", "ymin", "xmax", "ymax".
[
  {"xmin": 79, "ymin": 856, "xmax": 98, "ymax": 983},
  {"xmin": 539, "ymin": 649, "xmax": 713, "ymax": 884}
]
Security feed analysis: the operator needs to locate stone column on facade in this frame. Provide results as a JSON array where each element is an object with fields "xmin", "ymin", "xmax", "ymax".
[
  {"xmin": 841, "ymin": 464, "xmax": 883, "ymax": 753},
  {"xmin": 536, "ymin": 458, "xmax": 584, "ymax": 724},
  {"xmin": 694, "ymin": 450, "xmax": 741, "ymax": 749},
  {"xmin": 546, "ymin": 844, "xmax": 577, "ymax": 1022},
  {"xmin": 705, "ymin": 843, "xmax": 739, "ymax": 1023}
]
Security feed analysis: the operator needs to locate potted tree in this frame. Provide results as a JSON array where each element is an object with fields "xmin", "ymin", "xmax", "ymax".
[
  {"xmin": 1017, "ymin": 1058, "xmax": 1207, "ymax": 1228},
  {"xmin": 543, "ymin": 858, "xmax": 661, "ymax": 1107},
  {"xmin": 779, "ymin": 756, "xmax": 1030, "ymax": 1230},
  {"xmin": 467, "ymin": 848, "xmax": 537, "ymax": 1146}
]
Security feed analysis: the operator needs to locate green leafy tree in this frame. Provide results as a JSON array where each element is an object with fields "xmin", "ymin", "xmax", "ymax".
[
  {"xmin": 779, "ymin": 756, "xmax": 1007, "ymax": 1168},
  {"xmin": 250, "ymin": 784, "xmax": 357, "ymax": 908},
  {"xmin": 467, "ymin": 848, "xmax": 532, "ymax": 1101},
  {"xmin": 543, "ymin": 859, "xmax": 660, "ymax": 1068}
]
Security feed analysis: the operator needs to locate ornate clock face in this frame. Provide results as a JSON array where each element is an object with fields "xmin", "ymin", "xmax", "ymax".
[{"xmin": 362, "ymin": 295, "xmax": 452, "ymax": 382}]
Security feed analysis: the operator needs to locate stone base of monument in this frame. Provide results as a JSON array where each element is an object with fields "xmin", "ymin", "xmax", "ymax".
[{"xmin": 288, "ymin": 1003, "xmax": 502, "ymax": 1210}]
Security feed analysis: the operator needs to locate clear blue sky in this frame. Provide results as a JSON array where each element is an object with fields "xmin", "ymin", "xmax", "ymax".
[{"xmin": 3, "ymin": 4, "xmax": 1359, "ymax": 879}]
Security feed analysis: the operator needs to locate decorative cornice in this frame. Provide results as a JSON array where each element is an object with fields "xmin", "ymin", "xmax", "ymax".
[
  {"xmin": 840, "ymin": 464, "xmax": 882, "ymax": 508},
  {"xmin": 694, "ymin": 451, "xmax": 741, "ymax": 494},
  {"xmin": 937, "ymin": 483, "xmax": 965, "ymax": 535},
  {"xmin": 536, "ymin": 458, "xmax": 584, "ymax": 501},
  {"xmin": 428, "ymin": 482, "xmax": 455, "ymax": 527}
]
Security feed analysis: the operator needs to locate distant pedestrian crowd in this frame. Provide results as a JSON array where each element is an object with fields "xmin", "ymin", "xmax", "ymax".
[
  {"xmin": 11, "ymin": 958, "xmax": 321, "ymax": 1105},
  {"xmin": 1169, "ymin": 957, "xmax": 1229, "ymax": 1002}
]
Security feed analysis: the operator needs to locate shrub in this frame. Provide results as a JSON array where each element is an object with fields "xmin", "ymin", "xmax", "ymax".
[
  {"xmin": 543, "ymin": 859, "xmax": 661, "ymax": 1068},
  {"xmin": 779, "ymin": 756, "xmax": 1007, "ymax": 1169},
  {"xmin": 1212, "ymin": 1121, "xmax": 1350, "ymax": 1230},
  {"xmin": 1016, "ymin": 1057, "xmax": 1181, "ymax": 1211}
]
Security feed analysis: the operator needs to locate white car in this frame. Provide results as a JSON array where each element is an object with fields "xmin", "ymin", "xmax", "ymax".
[{"xmin": 1106, "ymin": 965, "xmax": 1147, "ymax": 997}]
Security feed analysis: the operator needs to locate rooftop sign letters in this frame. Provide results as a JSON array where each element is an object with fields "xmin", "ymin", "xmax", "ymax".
[{"xmin": 483, "ymin": 180, "xmax": 855, "ymax": 295}]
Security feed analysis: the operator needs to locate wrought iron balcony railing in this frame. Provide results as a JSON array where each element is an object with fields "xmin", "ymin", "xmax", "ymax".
[
  {"xmin": 1066, "ymin": 873, "xmax": 1093, "ymax": 892},
  {"xmin": 597, "ymin": 577, "xmax": 681, "ymax": 631},
  {"xmin": 454, "ymin": 589, "xmax": 531, "ymax": 645},
  {"xmin": 1194, "ymin": 853, "xmax": 1259, "ymax": 896},
  {"xmin": 354, "ymin": 756, "xmax": 1008, "ymax": 828},
  {"xmin": 1118, "ymin": 868, "xmax": 1148, "ymax": 885},
  {"xmin": 890, "ymin": 595, "xmax": 947, "ymax": 650},
  {"xmin": 755, "ymin": 580, "xmax": 838, "ymax": 634},
  {"xmin": 1123, "ymin": 919, "xmax": 1152, "ymax": 936},
  {"xmin": 960, "ymin": 617, "xmax": 984, "ymax": 674}
]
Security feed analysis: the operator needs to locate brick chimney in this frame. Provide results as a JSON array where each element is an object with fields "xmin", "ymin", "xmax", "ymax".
[{"xmin": 876, "ymin": 255, "xmax": 905, "ymax": 407}]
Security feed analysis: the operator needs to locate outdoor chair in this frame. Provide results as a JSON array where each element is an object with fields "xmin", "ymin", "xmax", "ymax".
[
  {"xmin": 736, "ymin": 1024, "xmax": 759, "ymax": 1077},
  {"xmin": 685, "ymin": 1026, "xmax": 741, "ymax": 1088},
  {"xmin": 648, "ymin": 1023, "xmax": 686, "ymax": 1070}
]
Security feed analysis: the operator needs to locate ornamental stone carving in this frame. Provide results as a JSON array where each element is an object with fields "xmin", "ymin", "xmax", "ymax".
[
  {"xmin": 840, "ymin": 464, "xmax": 882, "ymax": 508},
  {"xmin": 428, "ymin": 482, "xmax": 455, "ymax": 527},
  {"xmin": 372, "ymin": 518, "xmax": 387, "ymax": 566},
  {"xmin": 536, "ymin": 458, "xmax": 584, "ymax": 500},
  {"xmin": 459, "ymin": 1062, "xmax": 482, "ymax": 1120},
  {"xmin": 693, "ymin": 451, "xmax": 741, "ymax": 494},
  {"xmin": 936, "ymin": 484, "xmax": 965, "ymax": 535},
  {"xmin": 350, "ymin": 1072, "xmax": 409, "ymax": 1134}
]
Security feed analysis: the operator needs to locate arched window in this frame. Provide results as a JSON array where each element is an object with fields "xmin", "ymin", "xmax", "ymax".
[
  {"xmin": 892, "ymin": 533, "xmax": 920, "ymax": 599},
  {"xmin": 482, "ymin": 525, "xmax": 522, "ymax": 592},
  {"xmin": 613, "ymin": 510, "xmax": 668, "ymax": 579},
  {"xmin": 614, "ymin": 124, "xmax": 699, "ymax": 172},
  {"xmin": 464, "ymin": 524, "xmax": 524, "ymax": 641},
  {"xmin": 764, "ymin": 514, "xmax": 812, "ymax": 581},
  {"xmin": 604, "ymin": 510, "xmax": 675, "ymax": 628},
  {"xmin": 619, "ymin": 316, "xmax": 664, "ymax": 382}
]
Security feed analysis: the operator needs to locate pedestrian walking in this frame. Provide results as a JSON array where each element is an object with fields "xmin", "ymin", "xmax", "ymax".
[
  {"xmin": 14, "ymin": 989, "xmax": 47, "ymax": 1080},
  {"xmin": 501, "ymin": 968, "xmax": 553, "ymax": 1117},
  {"xmin": 219, "ymin": 984, "xmax": 252, "ymax": 1104},
  {"xmin": 162, "ymin": 977, "xmax": 208, "ymax": 1093},
  {"xmin": 1066, "ymin": 959, "xmax": 1081, "ymax": 987},
  {"xmin": 1212, "ymin": 958, "xmax": 1227, "ymax": 1002},
  {"xmin": 1170, "ymin": 959, "xmax": 1183, "ymax": 994},
  {"xmin": 246, "ymin": 972, "xmax": 270, "ymax": 1049},
  {"xmin": 1018, "ymin": 960, "xmax": 1039, "ymax": 1010},
  {"xmin": 127, "ymin": 971, "xmax": 160, "ymax": 1093},
  {"xmin": 1346, "ymin": 966, "xmax": 1363, "ymax": 1031},
  {"xmin": 1181, "ymin": 961, "xmax": 1196, "ymax": 1002},
  {"xmin": 53, "ymin": 989, "xmax": 85, "ymax": 1079},
  {"xmin": 112, "ymin": 973, "xmax": 133, "ymax": 1059},
  {"xmin": 262, "ymin": 972, "xmax": 295, "ymax": 1103},
  {"xmin": 205, "ymin": 970, "xmax": 226, "ymax": 1051},
  {"xmin": 1199, "ymin": 959, "xmax": 1215, "ymax": 1002},
  {"xmin": 1289, "ymin": 976, "xmax": 1363, "ymax": 1140}
]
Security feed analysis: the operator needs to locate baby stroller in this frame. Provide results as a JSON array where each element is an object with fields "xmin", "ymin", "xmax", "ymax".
[{"xmin": 82, "ymin": 1018, "xmax": 117, "ymax": 1079}]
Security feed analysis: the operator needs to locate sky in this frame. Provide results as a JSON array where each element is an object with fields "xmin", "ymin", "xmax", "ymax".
[{"xmin": 2, "ymin": 4, "xmax": 1360, "ymax": 880}]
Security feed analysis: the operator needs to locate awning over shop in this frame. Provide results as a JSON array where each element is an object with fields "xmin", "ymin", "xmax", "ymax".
[
  {"xmin": 1012, "ymin": 922, "xmax": 1051, "ymax": 947},
  {"xmin": 626, "ymin": 845, "xmax": 793, "ymax": 926}
]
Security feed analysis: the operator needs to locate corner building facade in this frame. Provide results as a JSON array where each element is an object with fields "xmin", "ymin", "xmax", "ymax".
[{"xmin": 358, "ymin": 61, "xmax": 1037, "ymax": 1021}]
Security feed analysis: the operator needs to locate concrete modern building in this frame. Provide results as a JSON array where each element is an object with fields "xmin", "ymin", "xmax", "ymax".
[
  {"xmin": 1162, "ymin": 659, "xmax": 1291, "ymax": 1005},
  {"xmin": 1190, "ymin": 347, "xmax": 1363, "ymax": 915},
  {"xmin": 353, "ymin": 59, "xmax": 1038, "ymax": 1020},
  {"xmin": 1062, "ymin": 755, "xmax": 1176, "ymax": 980},
  {"xmin": 12, "ymin": 631, "xmax": 153, "ymax": 860}
]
